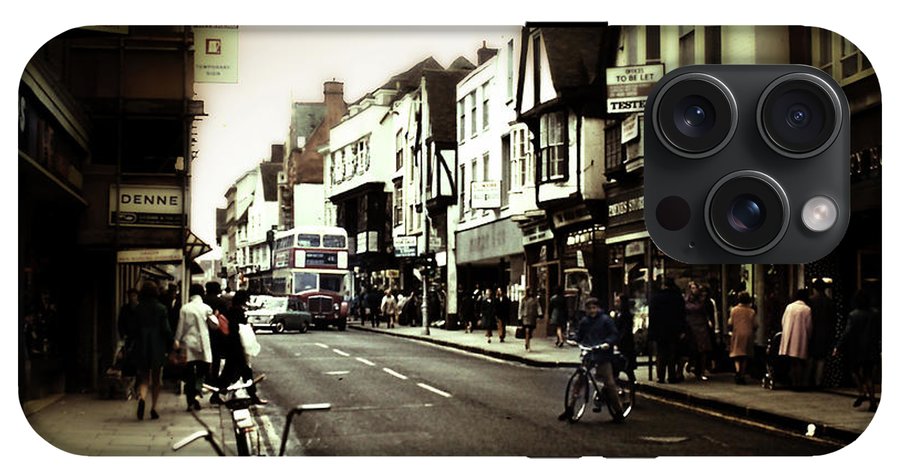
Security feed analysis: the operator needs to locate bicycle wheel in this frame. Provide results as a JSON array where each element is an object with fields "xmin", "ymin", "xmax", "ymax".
[
  {"xmin": 610, "ymin": 369, "xmax": 636, "ymax": 420},
  {"xmin": 564, "ymin": 369, "xmax": 591, "ymax": 422}
]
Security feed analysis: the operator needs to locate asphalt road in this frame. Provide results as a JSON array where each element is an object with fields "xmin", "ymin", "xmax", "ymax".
[{"xmin": 248, "ymin": 328, "xmax": 840, "ymax": 457}]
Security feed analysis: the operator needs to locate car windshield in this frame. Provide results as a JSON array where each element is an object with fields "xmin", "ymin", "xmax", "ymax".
[
  {"xmin": 293, "ymin": 272, "xmax": 318, "ymax": 293},
  {"xmin": 261, "ymin": 297, "xmax": 288, "ymax": 311}
]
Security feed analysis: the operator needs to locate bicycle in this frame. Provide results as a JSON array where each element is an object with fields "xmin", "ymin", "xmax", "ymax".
[
  {"xmin": 563, "ymin": 343, "xmax": 636, "ymax": 423},
  {"xmin": 172, "ymin": 375, "xmax": 331, "ymax": 456}
]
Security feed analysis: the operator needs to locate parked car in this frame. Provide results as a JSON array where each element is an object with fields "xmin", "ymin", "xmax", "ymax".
[{"xmin": 246, "ymin": 295, "xmax": 312, "ymax": 334}]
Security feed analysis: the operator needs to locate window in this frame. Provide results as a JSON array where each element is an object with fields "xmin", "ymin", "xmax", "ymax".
[
  {"xmin": 605, "ymin": 124, "xmax": 623, "ymax": 170},
  {"xmin": 506, "ymin": 39, "xmax": 515, "ymax": 100},
  {"xmin": 323, "ymin": 234, "xmax": 346, "ymax": 249},
  {"xmin": 396, "ymin": 131, "xmax": 404, "ymax": 170},
  {"xmin": 459, "ymin": 164, "xmax": 466, "ymax": 220},
  {"xmin": 482, "ymin": 152, "xmax": 491, "ymax": 181},
  {"xmin": 679, "ymin": 26, "xmax": 696, "ymax": 66},
  {"xmin": 813, "ymin": 29, "xmax": 872, "ymax": 84},
  {"xmin": 320, "ymin": 275, "xmax": 343, "ymax": 293},
  {"xmin": 501, "ymin": 134, "xmax": 511, "ymax": 207},
  {"xmin": 458, "ymin": 100, "xmax": 465, "ymax": 142},
  {"xmin": 816, "ymin": 30, "xmax": 834, "ymax": 76},
  {"xmin": 705, "ymin": 26, "xmax": 721, "ymax": 64},
  {"xmin": 297, "ymin": 234, "xmax": 321, "ymax": 248},
  {"xmin": 510, "ymin": 126, "xmax": 533, "ymax": 189},
  {"xmin": 393, "ymin": 182, "xmax": 403, "ymax": 227},
  {"xmin": 646, "ymin": 26, "xmax": 661, "ymax": 63},
  {"xmin": 482, "ymin": 82, "xmax": 490, "ymax": 131},
  {"xmin": 293, "ymin": 272, "xmax": 318, "ymax": 293},
  {"xmin": 346, "ymin": 145, "xmax": 357, "ymax": 176},
  {"xmin": 539, "ymin": 111, "xmax": 566, "ymax": 181},
  {"xmin": 840, "ymin": 37, "xmax": 870, "ymax": 80},
  {"xmin": 355, "ymin": 137, "xmax": 369, "ymax": 173},
  {"xmin": 469, "ymin": 91, "xmax": 477, "ymax": 136}
]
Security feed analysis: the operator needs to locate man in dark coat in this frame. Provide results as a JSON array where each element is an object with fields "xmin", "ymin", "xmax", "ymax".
[
  {"xmin": 808, "ymin": 279, "xmax": 836, "ymax": 388},
  {"xmin": 204, "ymin": 281, "xmax": 228, "ymax": 384},
  {"xmin": 649, "ymin": 278, "xmax": 688, "ymax": 384}
]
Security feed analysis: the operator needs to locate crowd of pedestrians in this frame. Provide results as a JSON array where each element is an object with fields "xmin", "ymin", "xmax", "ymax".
[{"xmin": 116, "ymin": 280, "xmax": 267, "ymax": 421}]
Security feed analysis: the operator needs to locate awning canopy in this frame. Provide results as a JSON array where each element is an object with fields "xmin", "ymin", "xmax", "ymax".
[{"xmin": 185, "ymin": 230, "xmax": 213, "ymax": 261}]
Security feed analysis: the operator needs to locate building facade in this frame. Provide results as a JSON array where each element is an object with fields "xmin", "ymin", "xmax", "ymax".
[{"xmin": 19, "ymin": 27, "xmax": 204, "ymax": 400}]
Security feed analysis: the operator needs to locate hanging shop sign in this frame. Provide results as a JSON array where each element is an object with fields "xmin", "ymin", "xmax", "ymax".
[
  {"xmin": 394, "ymin": 236, "xmax": 418, "ymax": 258},
  {"xmin": 194, "ymin": 26, "xmax": 239, "ymax": 83},
  {"xmin": 606, "ymin": 64, "xmax": 665, "ymax": 113},
  {"xmin": 109, "ymin": 185, "xmax": 185, "ymax": 228},
  {"xmin": 621, "ymin": 114, "xmax": 640, "ymax": 143}
]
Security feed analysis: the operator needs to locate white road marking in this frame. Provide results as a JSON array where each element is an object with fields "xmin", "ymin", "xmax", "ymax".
[
  {"xmin": 416, "ymin": 383, "xmax": 452, "ymax": 398},
  {"xmin": 355, "ymin": 357, "xmax": 376, "ymax": 366},
  {"xmin": 315, "ymin": 343, "xmax": 329, "ymax": 349},
  {"xmin": 294, "ymin": 353, "xmax": 302, "ymax": 356},
  {"xmin": 382, "ymin": 368, "xmax": 408, "ymax": 380},
  {"xmin": 332, "ymin": 349, "xmax": 350, "ymax": 357},
  {"xmin": 257, "ymin": 414, "xmax": 278, "ymax": 456},
  {"xmin": 325, "ymin": 370, "xmax": 350, "ymax": 375}
]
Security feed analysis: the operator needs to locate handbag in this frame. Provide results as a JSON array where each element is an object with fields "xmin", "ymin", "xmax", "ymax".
[
  {"xmin": 515, "ymin": 327, "xmax": 525, "ymax": 339},
  {"xmin": 167, "ymin": 346, "xmax": 187, "ymax": 367},
  {"xmin": 239, "ymin": 323, "xmax": 261, "ymax": 359}
]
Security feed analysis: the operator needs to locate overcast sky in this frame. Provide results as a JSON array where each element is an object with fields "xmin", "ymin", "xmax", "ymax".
[{"xmin": 192, "ymin": 26, "xmax": 519, "ymax": 258}]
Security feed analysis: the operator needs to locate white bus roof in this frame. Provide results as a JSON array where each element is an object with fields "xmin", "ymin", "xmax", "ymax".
[{"xmin": 274, "ymin": 226, "xmax": 348, "ymax": 241}]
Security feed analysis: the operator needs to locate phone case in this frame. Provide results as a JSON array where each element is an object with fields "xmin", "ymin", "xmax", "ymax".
[{"xmin": 19, "ymin": 23, "xmax": 881, "ymax": 457}]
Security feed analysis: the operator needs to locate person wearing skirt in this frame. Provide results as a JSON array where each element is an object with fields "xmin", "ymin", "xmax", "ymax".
[
  {"xmin": 728, "ymin": 292, "xmax": 758, "ymax": 384},
  {"xmin": 685, "ymin": 281, "xmax": 714, "ymax": 381}
]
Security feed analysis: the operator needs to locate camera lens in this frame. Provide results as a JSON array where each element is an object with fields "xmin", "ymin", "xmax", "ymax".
[
  {"xmin": 653, "ymin": 73, "xmax": 737, "ymax": 158},
  {"xmin": 728, "ymin": 195, "xmax": 766, "ymax": 232},
  {"xmin": 759, "ymin": 73, "xmax": 842, "ymax": 158},
  {"xmin": 705, "ymin": 171, "xmax": 789, "ymax": 255}
]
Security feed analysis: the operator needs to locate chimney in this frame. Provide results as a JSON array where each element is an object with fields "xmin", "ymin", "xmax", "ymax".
[
  {"xmin": 270, "ymin": 143, "xmax": 285, "ymax": 163},
  {"xmin": 323, "ymin": 80, "xmax": 348, "ymax": 129},
  {"xmin": 477, "ymin": 40, "xmax": 498, "ymax": 66}
]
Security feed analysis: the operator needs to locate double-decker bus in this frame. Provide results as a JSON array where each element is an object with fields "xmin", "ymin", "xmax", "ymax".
[{"xmin": 271, "ymin": 225, "xmax": 351, "ymax": 330}]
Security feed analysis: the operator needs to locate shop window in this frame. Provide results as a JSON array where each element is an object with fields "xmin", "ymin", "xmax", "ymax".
[{"xmin": 605, "ymin": 124, "xmax": 623, "ymax": 171}]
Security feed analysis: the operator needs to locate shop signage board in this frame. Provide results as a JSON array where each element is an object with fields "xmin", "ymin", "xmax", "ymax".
[
  {"xmin": 394, "ymin": 236, "xmax": 418, "ymax": 258},
  {"xmin": 625, "ymin": 240, "xmax": 646, "ymax": 257},
  {"xmin": 117, "ymin": 248, "xmax": 183, "ymax": 263},
  {"xmin": 471, "ymin": 181, "xmax": 501, "ymax": 209},
  {"xmin": 194, "ymin": 26, "xmax": 239, "ymax": 83},
  {"xmin": 109, "ymin": 185, "xmax": 185, "ymax": 228},
  {"xmin": 622, "ymin": 114, "xmax": 640, "ymax": 143},
  {"xmin": 606, "ymin": 64, "xmax": 665, "ymax": 113}
]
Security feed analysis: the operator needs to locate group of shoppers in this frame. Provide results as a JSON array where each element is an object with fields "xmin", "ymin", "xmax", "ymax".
[{"xmin": 117, "ymin": 281, "xmax": 266, "ymax": 421}]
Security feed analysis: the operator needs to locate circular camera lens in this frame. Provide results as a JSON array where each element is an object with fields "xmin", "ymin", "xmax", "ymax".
[
  {"xmin": 653, "ymin": 73, "xmax": 737, "ymax": 158},
  {"xmin": 728, "ymin": 195, "xmax": 766, "ymax": 232},
  {"xmin": 705, "ymin": 171, "xmax": 789, "ymax": 255},
  {"xmin": 759, "ymin": 73, "xmax": 842, "ymax": 158},
  {"xmin": 684, "ymin": 104, "xmax": 707, "ymax": 127}
]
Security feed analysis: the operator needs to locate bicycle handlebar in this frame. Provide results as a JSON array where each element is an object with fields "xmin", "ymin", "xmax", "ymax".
[
  {"xmin": 577, "ymin": 343, "xmax": 611, "ymax": 351},
  {"xmin": 203, "ymin": 373, "xmax": 267, "ymax": 394}
]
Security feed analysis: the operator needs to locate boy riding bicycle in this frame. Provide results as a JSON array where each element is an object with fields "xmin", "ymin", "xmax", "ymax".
[{"xmin": 558, "ymin": 297, "xmax": 625, "ymax": 422}]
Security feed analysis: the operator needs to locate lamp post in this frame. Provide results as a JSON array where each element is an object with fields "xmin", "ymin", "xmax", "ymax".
[{"xmin": 421, "ymin": 214, "xmax": 430, "ymax": 336}]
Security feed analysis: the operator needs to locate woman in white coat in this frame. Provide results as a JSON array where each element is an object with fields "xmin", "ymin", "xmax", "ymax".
[
  {"xmin": 175, "ymin": 283, "xmax": 215, "ymax": 411},
  {"xmin": 778, "ymin": 288, "xmax": 813, "ymax": 389}
]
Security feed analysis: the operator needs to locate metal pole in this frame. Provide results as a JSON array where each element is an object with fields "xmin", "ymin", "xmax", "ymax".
[{"xmin": 422, "ymin": 213, "xmax": 430, "ymax": 336}]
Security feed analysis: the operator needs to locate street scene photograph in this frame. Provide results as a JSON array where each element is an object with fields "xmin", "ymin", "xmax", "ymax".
[{"xmin": 17, "ymin": 22, "xmax": 881, "ymax": 458}]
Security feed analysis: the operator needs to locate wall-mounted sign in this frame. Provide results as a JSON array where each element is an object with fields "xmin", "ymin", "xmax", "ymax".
[
  {"xmin": 394, "ymin": 236, "xmax": 418, "ymax": 258},
  {"xmin": 117, "ymin": 248, "xmax": 183, "ymax": 264},
  {"xmin": 355, "ymin": 231, "xmax": 379, "ymax": 254},
  {"xmin": 625, "ymin": 240, "xmax": 646, "ymax": 257},
  {"xmin": 622, "ymin": 114, "xmax": 640, "ymax": 143},
  {"xmin": 471, "ymin": 181, "xmax": 501, "ymax": 209},
  {"xmin": 109, "ymin": 185, "xmax": 185, "ymax": 228},
  {"xmin": 606, "ymin": 64, "xmax": 665, "ymax": 113},
  {"xmin": 274, "ymin": 250, "xmax": 290, "ymax": 268},
  {"xmin": 194, "ymin": 26, "xmax": 239, "ymax": 83}
]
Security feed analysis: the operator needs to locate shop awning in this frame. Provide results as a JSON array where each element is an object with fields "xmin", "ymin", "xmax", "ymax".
[{"xmin": 185, "ymin": 230, "xmax": 213, "ymax": 261}]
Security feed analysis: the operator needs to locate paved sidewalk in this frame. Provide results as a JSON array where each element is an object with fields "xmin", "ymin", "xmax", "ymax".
[
  {"xmin": 350, "ymin": 322, "xmax": 878, "ymax": 444},
  {"xmin": 25, "ymin": 389, "xmax": 228, "ymax": 456}
]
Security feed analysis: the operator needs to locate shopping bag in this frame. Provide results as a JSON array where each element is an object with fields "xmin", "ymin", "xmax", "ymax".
[{"xmin": 239, "ymin": 323, "xmax": 261, "ymax": 358}]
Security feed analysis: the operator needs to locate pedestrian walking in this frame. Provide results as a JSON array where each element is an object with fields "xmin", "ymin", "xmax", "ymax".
[
  {"xmin": 779, "ymin": 288, "xmax": 813, "ymax": 389},
  {"xmin": 367, "ymin": 287, "xmax": 383, "ymax": 327},
  {"xmin": 808, "ymin": 279, "xmax": 836, "ymax": 388},
  {"xmin": 117, "ymin": 288, "xmax": 140, "ymax": 399},
  {"xmin": 174, "ymin": 284, "xmax": 215, "ymax": 411},
  {"xmin": 494, "ymin": 288, "xmax": 510, "ymax": 343},
  {"xmin": 381, "ymin": 289, "xmax": 399, "ymax": 329},
  {"xmin": 613, "ymin": 294, "xmax": 636, "ymax": 371},
  {"xmin": 685, "ymin": 281, "xmax": 714, "ymax": 381},
  {"xmin": 648, "ymin": 278, "xmax": 687, "ymax": 384},
  {"xmin": 216, "ymin": 290, "xmax": 266, "ymax": 405},
  {"xmin": 132, "ymin": 281, "xmax": 173, "ymax": 420},
  {"xmin": 519, "ymin": 288, "xmax": 542, "ymax": 352},
  {"xmin": 833, "ymin": 289, "xmax": 881, "ymax": 412},
  {"xmin": 728, "ymin": 291, "xmax": 758, "ymax": 384},
  {"xmin": 460, "ymin": 288, "xmax": 475, "ymax": 333},
  {"xmin": 482, "ymin": 289, "xmax": 496, "ymax": 343},
  {"xmin": 550, "ymin": 287, "xmax": 568, "ymax": 347}
]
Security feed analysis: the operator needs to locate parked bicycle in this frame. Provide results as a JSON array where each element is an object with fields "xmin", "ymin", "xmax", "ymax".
[
  {"xmin": 172, "ymin": 374, "xmax": 331, "ymax": 456},
  {"xmin": 562, "ymin": 343, "xmax": 635, "ymax": 423}
]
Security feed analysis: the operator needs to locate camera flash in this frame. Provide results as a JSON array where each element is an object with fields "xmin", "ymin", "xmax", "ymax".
[{"xmin": 801, "ymin": 196, "xmax": 838, "ymax": 232}]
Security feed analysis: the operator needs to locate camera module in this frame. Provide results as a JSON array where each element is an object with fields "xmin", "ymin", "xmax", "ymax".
[{"xmin": 652, "ymin": 73, "xmax": 737, "ymax": 158}]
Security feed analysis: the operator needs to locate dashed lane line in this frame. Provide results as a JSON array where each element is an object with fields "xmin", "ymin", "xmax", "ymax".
[
  {"xmin": 382, "ymin": 367, "xmax": 408, "ymax": 380},
  {"xmin": 325, "ymin": 371, "xmax": 350, "ymax": 375},
  {"xmin": 356, "ymin": 357, "xmax": 376, "ymax": 366},
  {"xmin": 314, "ymin": 343, "xmax": 329, "ymax": 349},
  {"xmin": 332, "ymin": 349, "xmax": 350, "ymax": 357},
  {"xmin": 416, "ymin": 383, "xmax": 452, "ymax": 398}
]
